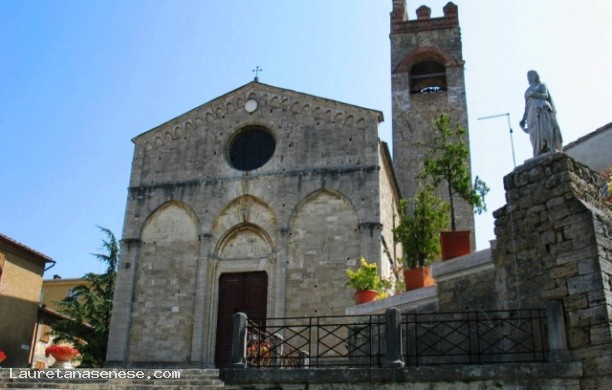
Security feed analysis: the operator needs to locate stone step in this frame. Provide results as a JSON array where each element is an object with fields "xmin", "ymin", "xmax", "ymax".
[
  {"xmin": 1, "ymin": 382, "xmax": 224, "ymax": 390},
  {"xmin": 0, "ymin": 382, "xmax": 225, "ymax": 390},
  {"xmin": 0, "ymin": 369, "xmax": 224, "ymax": 390},
  {"xmin": 0, "ymin": 382, "xmax": 223, "ymax": 387}
]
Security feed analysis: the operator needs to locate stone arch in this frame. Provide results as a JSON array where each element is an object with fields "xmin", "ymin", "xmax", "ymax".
[
  {"xmin": 291, "ymin": 101, "xmax": 301, "ymax": 113},
  {"xmin": 395, "ymin": 47, "xmax": 455, "ymax": 73},
  {"xmin": 333, "ymin": 112, "xmax": 344, "ymax": 123},
  {"xmin": 215, "ymin": 222, "xmax": 273, "ymax": 259},
  {"xmin": 259, "ymin": 94, "xmax": 269, "ymax": 106},
  {"xmin": 270, "ymin": 96, "xmax": 280, "ymax": 108},
  {"xmin": 206, "ymin": 198, "xmax": 279, "ymax": 364},
  {"xmin": 141, "ymin": 201, "xmax": 198, "ymax": 242},
  {"xmin": 211, "ymin": 195, "xmax": 278, "ymax": 249},
  {"xmin": 128, "ymin": 201, "xmax": 199, "ymax": 363},
  {"xmin": 286, "ymin": 188, "xmax": 359, "ymax": 316},
  {"xmin": 226, "ymin": 102, "xmax": 235, "ymax": 113},
  {"xmin": 323, "ymin": 109, "xmax": 332, "ymax": 121},
  {"xmin": 281, "ymin": 98, "xmax": 290, "ymax": 111},
  {"xmin": 356, "ymin": 118, "xmax": 366, "ymax": 129},
  {"xmin": 195, "ymin": 117, "xmax": 204, "ymax": 128},
  {"xmin": 395, "ymin": 47, "xmax": 458, "ymax": 94},
  {"xmin": 155, "ymin": 137, "xmax": 163, "ymax": 146},
  {"xmin": 344, "ymin": 115, "xmax": 354, "ymax": 126},
  {"xmin": 205, "ymin": 112, "xmax": 215, "ymax": 123},
  {"xmin": 184, "ymin": 122, "xmax": 194, "ymax": 132},
  {"xmin": 175, "ymin": 126, "xmax": 183, "ymax": 138}
]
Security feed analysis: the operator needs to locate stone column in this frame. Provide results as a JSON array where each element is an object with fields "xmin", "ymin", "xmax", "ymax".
[
  {"xmin": 105, "ymin": 239, "xmax": 141, "ymax": 366},
  {"xmin": 230, "ymin": 312, "xmax": 247, "ymax": 368},
  {"xmin": 384, "ymin": 307, "xmax": 405, "ymax": 367},
  {"xmin": 190, "ymin": 233, "xmax": 212, "ymax": 366},
  {"xmin": 546, "ymin": 300, "xmax": 570, "ymax": 362}
]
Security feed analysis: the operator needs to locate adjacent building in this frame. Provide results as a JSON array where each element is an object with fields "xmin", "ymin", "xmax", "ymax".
[{"xmin": 0, "ymin": 233, "xmax": 54, "ymax": 368}]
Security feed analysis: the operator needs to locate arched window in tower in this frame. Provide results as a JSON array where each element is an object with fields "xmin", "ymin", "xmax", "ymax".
[{"xmin": 409, "ymin": 60, "xmax": 447, "ymax": 94}]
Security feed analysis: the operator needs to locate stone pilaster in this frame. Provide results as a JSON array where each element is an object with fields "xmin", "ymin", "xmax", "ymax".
[{"xmin": 105, "ymin": 239, "xmax": 141, "ymax": 366}]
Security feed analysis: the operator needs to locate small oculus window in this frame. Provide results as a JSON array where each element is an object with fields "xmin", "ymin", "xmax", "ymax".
[{"xmin": 228, "ymin": 125, "xmax": 275, "ymax": 171}]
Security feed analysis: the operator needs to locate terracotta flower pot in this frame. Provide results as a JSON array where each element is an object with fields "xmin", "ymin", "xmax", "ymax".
[
  {"xmin": 50, "ymin": 351, "xmax": 74, "ymax": 361},
  {"xmin": 49, "ymin": 351, "xmax": 76, "ymax": 369},
  {"xmin": 354, "ymin": 289, "xmax": 378, "ymax": 304},
  {"xmin": 46, "ymin": 345, "xmax": 78, "ymax": 369},
  {"xmin": 403, "ymin": 267, "xmax": 435, "ymax": 291},
  {"xmin": 440, "ymin": 230, "xmax": 472, "ymax": 260}
]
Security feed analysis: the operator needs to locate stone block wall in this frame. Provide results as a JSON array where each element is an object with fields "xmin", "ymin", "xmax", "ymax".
[
  {"xmin": 107, "ymin": 82, "xmax": 401, "ymax": 368},
  {"xmin": 492, "ymin": 152, "xmax": 612, "ymax": 389},
  {"xmin": 433, "ymin": 247, "xmax": 498, "ymax": 312}
]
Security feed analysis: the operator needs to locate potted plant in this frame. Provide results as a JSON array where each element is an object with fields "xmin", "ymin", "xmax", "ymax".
[
  {"xmin": 345, "ymin": 258, "xmax": 391, "ymax": 304},
  {"xmin": 393, "ymin": 185, "xmax": 449, "ymax": 291},
  {"xmin": 45, "ymin": 344, "xmax": 79, "ymax": 369},
  {"xmin": 416, "ymin": 113, "xmax": 489, "ymax": 260}
]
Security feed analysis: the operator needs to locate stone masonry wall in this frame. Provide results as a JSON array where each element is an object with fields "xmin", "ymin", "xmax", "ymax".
[
  {"xmin": 493, "ymin": 152, "xmax": 612, "ymax": 390},
  {"xmin": 107, "ymin": 82, "xmax": 399, "ymax": 368},
  {"xmin": 390, "ymin": 2, "xmax": 473, "ymax": 238}
]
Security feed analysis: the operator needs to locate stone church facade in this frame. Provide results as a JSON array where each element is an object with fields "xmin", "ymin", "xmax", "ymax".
[
  {"xmin": 106, "ymin": 1, "xmax": 472, "ymax": 368},
  {"xmin": 106, "ymin": 82, "xmax": 402, "ymax": 367}
]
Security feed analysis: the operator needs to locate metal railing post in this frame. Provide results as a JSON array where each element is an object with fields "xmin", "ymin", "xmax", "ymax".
[
  {"xmin": 230, "ymin": 312, "xmax": 248, "ymax": 368},
  {"xmin": 384, "ymin": 307, "xmax": 405, "ymax": 367}
]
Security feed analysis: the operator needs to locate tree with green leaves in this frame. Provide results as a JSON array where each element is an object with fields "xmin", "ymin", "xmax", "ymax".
[
  {"xmin": 416, "ymin": 113, "xmax": 489, "ymax": 231},
  {"xmin": 393, "ymin": 185, "xmax": 449, "ymax": 269},
  {"xmin": 52, "ymin": 227, "xmax": 118, "ymax": 367}
]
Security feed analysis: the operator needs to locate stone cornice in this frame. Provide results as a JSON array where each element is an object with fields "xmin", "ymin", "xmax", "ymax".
[
  {"xmin": 133, "ymin": 82, "xmax": 383, "ymax": 152},
  {"xmin": 127, "ymin": 165, "xmax": 380, "ymax": 199}
]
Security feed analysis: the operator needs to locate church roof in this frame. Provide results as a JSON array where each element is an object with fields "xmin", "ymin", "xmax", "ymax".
[{"xmin": 133, "ymin": 80, "xmax": 384, "ymax": 142}]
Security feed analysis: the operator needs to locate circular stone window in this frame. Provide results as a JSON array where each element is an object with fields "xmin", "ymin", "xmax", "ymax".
[{"xmin": 228, "ymin": 125, "xmax": 276, "ymax": 171}]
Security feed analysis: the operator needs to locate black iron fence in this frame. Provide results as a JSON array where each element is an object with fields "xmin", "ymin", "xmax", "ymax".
[
  {"xmin": 233, "ymin": 308, "xmax": 551, "ymax": 368},
  {"xmin": 403, "ymin": 309, "xmax": 548, "ymax": 366},
  {"xmin": 245, "ymin": 314, "xmax": 386, "ymax": 368}
]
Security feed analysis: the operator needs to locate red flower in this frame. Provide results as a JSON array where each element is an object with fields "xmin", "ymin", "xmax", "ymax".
[
  {"xmin": 247, "ymin": 342, "xmax": 272, "ymax": 358},
  {"xmin": 0, "ymin": 349, "xmax": 6, "ymax": 363},
  {"xmin": 45, "ymin": 344, "xmax": 79, "ymax": 358}
]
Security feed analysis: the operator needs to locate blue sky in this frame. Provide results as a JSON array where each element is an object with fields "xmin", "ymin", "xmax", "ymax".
[{"xmin": 2, "ymin": 0, "xmax": 611, "ymax": 278}]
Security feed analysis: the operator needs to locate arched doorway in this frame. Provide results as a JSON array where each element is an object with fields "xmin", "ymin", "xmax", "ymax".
[{"xmin": 214, "ymin": 271, "xmax": 268, "ymax": 367}]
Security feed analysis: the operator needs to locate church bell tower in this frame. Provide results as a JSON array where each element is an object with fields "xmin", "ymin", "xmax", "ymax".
[{"xmin": 390, "ymin": 1, "xmax": 474, "ymax": 234}]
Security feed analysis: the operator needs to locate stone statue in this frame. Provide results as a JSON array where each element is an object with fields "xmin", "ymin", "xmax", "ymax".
[{"xmin": 519, "ymin": 70, "xmax": 563, "ymax": 156}]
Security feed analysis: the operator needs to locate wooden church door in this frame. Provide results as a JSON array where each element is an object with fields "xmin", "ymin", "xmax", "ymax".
[{"xmin": 214, "ymin": 271, "xmax": 268, "ymax": 367}]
